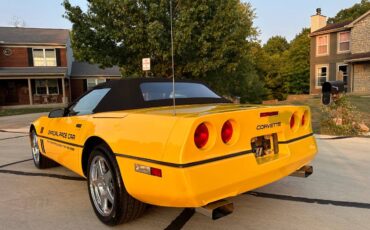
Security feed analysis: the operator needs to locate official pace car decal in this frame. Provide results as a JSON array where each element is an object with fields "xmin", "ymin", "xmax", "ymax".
[
  {"xmin": 256, "ymin": 122, "xmax": 281, "ymax": 130},
  {"xmin": 48, "ymin": 130, "xmax": 76, "ymax": 140}
]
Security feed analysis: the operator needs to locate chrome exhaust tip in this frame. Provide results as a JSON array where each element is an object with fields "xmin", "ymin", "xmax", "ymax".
[
  {"xmin": 196, "ymin": 200, "xmax": 234, "ymax": 220},
  {"xmin": 290, "ymin": 165, "xmax": 313, "ymax": 178}
]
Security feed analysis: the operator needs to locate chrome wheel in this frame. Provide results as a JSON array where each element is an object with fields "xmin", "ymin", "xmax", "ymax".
[
  {"xmin": 31, "ymin": 132, "xmax": 40, "ymax": 163},
  {"xmin": 89, "ymin": 155, "xmax": 115, "ymax": 217}
]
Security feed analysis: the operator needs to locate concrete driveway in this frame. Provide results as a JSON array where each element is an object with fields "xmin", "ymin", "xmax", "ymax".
[
  {"xmin": 0, "ymin": 113, "xmax": 369, "ymax": 229},
  {"xmin": 0, "ymin": 112, "xmax": 47, "ymax": 131}
]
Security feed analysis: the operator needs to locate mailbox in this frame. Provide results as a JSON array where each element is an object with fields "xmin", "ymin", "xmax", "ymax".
[{"xmin": 322, "ymin": 81, "xmax": 345, "ymax": 105}]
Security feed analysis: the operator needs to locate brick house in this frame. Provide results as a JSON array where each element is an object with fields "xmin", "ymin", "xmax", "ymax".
[
  {"xmin": 70, "ymin": 62, "xmax": 121, "ymax": 101},
  {"xmin": 309, "ymin": 9, "xmax": 370, "ymax": 94},
  {"xmin": 0, "ymin": 27, "xmax": 121, "ymax": 108}
]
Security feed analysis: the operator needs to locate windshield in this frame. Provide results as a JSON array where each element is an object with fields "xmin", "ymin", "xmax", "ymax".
[
  {"xmin": 140, "ymin": 82, "xmax": 221, "ymax": 101},
  {"xmin": 68, "ymin": 88, "xmax": 111, "ymax": 115}
]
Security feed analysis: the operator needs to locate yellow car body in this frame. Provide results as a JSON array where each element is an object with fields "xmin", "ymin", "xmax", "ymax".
[{"xmin": 32, "ymin": 101, "xmax": 317, "ymax": 208}]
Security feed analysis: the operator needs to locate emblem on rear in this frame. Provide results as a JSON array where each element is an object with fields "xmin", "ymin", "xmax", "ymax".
[{"xmin": 256, "ymin": 122, "xmax": 281, "ymax": 130}]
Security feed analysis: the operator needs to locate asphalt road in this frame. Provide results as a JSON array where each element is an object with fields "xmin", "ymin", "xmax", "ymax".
[{"xmin": 0, "ymin": 126, "xmax": 369, "ymax": 229}]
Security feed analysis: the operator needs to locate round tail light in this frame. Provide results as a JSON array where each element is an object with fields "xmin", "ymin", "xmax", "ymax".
[
  {"xmin": 302, "ymin": 111, "xmax": 309, "ymax": 127},
  {"xmin": 301, "ymin": 114, "xmax": 306, "ymax": 126},
  {"xmin": 194, "ymin": 123, "xmax": 209, "ymax": 149},
  {"xmin": 290, "ymin": 114, "xmax": 295, "ymax": 129},
  {"xmin": 221, "ymin": 120, "xmax": 233, "ymax": 143}
]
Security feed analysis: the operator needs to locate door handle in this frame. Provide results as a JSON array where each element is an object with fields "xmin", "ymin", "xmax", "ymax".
[{"xmin": 76, "ymin": 124, "xmax": 82, "ymax": 128}]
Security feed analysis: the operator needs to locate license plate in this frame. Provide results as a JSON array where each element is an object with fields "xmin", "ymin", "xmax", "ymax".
[{"xmin": 251, "ymin": 134, "xmax": 278, "ymax": 158}]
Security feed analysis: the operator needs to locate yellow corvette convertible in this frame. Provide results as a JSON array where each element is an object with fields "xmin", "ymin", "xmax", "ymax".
[{"xmin": 30, "ymin": 78, "xmax": 317, "ymax": 225}]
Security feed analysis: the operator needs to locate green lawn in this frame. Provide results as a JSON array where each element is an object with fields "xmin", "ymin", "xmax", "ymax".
[
  {"xmin": 278, "ymin": 95, "xmax": 370, "ymax": 133},
  {"xmin": 0, "ymin": 108, "xmax": 54, "ymax": 117}
]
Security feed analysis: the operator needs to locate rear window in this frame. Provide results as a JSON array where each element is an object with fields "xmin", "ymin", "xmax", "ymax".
[{"xmin": 140, "ymin": 82, "xmax": 221, "ymax": 101}]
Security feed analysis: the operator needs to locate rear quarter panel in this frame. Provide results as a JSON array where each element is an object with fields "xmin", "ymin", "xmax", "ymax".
[{"xmin": 92, "ymin": 113, "xmax": 180, "ymax": 162}]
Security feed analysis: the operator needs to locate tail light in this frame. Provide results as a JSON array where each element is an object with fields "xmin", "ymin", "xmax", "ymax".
[
  {"xmin": 221, "ymin": 120, "xmax": 233, "ymax": 143},
  {"xmin": 290, "ymin": 114, "xmax": 295, "ymax": 129},
  {"xmin": 302, "ymin": 110, "xmax": 308, "ymax": 126},
  {"xmin": 150, "ymin": 167, "xmax": 162, "ymax": 177},
  {"xmin": 301, "ymin": 113, "xmax": 306, "ymax": 126},
  {"xmin": 194, "ymin": 123, "xmax": 209, "ymax": 148}
]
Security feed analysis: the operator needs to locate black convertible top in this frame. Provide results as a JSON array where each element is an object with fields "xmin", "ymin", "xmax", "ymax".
[{"xmin": 83, "ymin": 78, "xmax": 231, "ymax": 113}]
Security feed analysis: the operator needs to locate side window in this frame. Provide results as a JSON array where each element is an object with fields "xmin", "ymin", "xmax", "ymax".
[
  {"xmin": 68, "ymin": 88, "xmax": 110, "ymax": 116},
  {"xmin": 316, "ymin": 35, "xmax": 329, "ymax": 56},
  {"xmin": 316, "ymin": 65, "xmax": 328, "ymax": 88},
  {"xmin": 338, "ymin": 32, "xmax": 350, "ymax": 53}
]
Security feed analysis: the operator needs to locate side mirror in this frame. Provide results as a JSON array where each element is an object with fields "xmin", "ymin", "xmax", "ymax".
[
  {"xmin": 48, "ymin": 108, "xmax": 66, "ymax": 118},
  {"xmin": 322, "ymin": 81, "xmax": 345, "ymax": 105}
]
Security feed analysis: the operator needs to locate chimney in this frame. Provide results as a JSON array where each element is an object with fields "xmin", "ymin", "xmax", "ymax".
[{"xmin": 310, "ymin": 8, "xmax": 327, "ymax": 33}]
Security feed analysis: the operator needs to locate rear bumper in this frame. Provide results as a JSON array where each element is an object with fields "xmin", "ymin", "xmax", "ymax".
[{"xmin": 116, "ymin": 135, "xmax": 317, "ymax": 207}]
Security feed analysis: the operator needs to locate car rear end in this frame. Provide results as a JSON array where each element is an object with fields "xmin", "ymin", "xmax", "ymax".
[{"xmin": 117, "ymin": 105, "xmax": 317, "ymax": 207}]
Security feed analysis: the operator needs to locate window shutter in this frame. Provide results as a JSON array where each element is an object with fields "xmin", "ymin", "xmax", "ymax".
[
  {"xmin": 83, "ymin": 79, "xmax": 87, "ymax": 92},
  {"xmin": 27, "ymin": 48, "xmax": 34, "ymax": 66},
  {"xmin": 56, "ymin": 48, "xmax": 61, "ymax": 66}
]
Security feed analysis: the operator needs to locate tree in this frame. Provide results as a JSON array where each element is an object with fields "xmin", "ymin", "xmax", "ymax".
[
  {"xmin": 63, "ymin": 0, "xmax": 267, "ymax": 101},
  {"xmin": 282, "ymin": 28, "xmax": 310, "ymax": 94},
  {"xmin": 327, "ymin": 0, "xmax": 370, "ymax": 23},
  {"xmin": 236, "ymin": 59, "xmax": 270, "ymax": 104},
  {"xmin": 259, "ymin": 36, "xmax": 289, "ymax": 100},
  {"xmin": 263, "ymin": 36, "xmax": 289, "ymax": 55},
  {"xmin": 63, "ymin": 0, "xmax": 257, "ymax": 82},
  {"xmin": 256, "ymin": 31, "xmax": 310, "ymax": 98},
  {"xmin": 219, "ymin": 56, "xmax": 270, "ymax": 104},
  {"xmin": 10, "ymin": 16, "xmax": 26, "ymax": 27}
]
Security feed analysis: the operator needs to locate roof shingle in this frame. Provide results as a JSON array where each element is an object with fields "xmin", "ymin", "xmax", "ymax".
[
  {"xmin": 0, "ymin": 67, "xmax": 67, "ymax": 76},
  {"xmin": 71, "ymin": 62, "xmax": 121, "ymax": 77},
  {"xmin": 345, "ymin": 52, "xmax": 370, "ymax": 62},
  {"xmin": 310, "ymin": 21, "xmax": 352, "ymax": 36},
  {"xmin": 0, "ymin": 27, "xmax": 69, "ymax": 45}
]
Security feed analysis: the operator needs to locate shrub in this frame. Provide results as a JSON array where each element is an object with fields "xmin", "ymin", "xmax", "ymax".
[{"xmin": 320, "ymin": 95, "xmax": 362, "ymax": 136}]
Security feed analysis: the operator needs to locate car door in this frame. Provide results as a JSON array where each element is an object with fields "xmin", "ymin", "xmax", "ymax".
[{"xmin": 43, "ymin": 87, "xmax": 111, "ymax": 172}]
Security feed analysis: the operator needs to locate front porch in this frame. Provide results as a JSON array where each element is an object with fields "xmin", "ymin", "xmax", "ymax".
[{"xmin": 0, "ymin": 77, "xmax": 69, "ymax": 109}]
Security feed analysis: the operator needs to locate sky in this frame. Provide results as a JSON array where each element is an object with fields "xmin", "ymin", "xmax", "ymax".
[{"xmin": 0, "ymin": 0, "xmax": 363, "ymax": 44}]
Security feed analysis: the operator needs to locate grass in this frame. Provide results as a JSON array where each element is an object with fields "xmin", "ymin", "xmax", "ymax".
[
  {"xmin": 278, "ymin": 95, "xmax": 370, "ymax": 134},
  {"xmin": 0, "ymin": 108, "xmax": 55, "ymax": 117}
]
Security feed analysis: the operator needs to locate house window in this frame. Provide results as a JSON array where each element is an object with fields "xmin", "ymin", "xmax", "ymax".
[
  {"xmin": 338, "ymin": 64, "xmax": 349, "ymax": 91},
  {"xmin": 33, "ymin": 48, "xmax": 56, "ymax": 66},
  {"xmin": 35, "ymin": 79, "xmax": 59, "ymax": 95},
  {"xmin": 48, "ymin": 79, "xmax": 59, "ymax": 94},
  {"xmin": 316, "ymin": 35, "xmax": 329, "ymax": 56},
  {"xmin": 338, "ymin": 32, "xmax": 350, "ymax": 52},
  {"xmin": 86, "ymin": 78, "xmax": 106, "ymax": 90},
  {"xmin": 316, "ymin": 65, "xmax": 328, "ymax": 87}
]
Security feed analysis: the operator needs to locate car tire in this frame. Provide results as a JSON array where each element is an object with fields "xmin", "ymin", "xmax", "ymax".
[
  {"xmin": 30, "ymin": 129, "xmax": 58, "ymax": 169},
  {"xmin": 87, "ymin": 144, "xmax": 146, "ymax": 226}
]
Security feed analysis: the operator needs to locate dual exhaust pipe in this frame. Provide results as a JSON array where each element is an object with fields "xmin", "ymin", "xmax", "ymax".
[
  {"xmin": 196, "ymin": 199, "xmax": 234, "ymax": 220},
  {"xmin": 289, "ymin": 165, "xmax": 313, "ymax": 178},
  {"xmin": 196, "ymin": 165, "xmax": 313, "ymax": 220}
]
